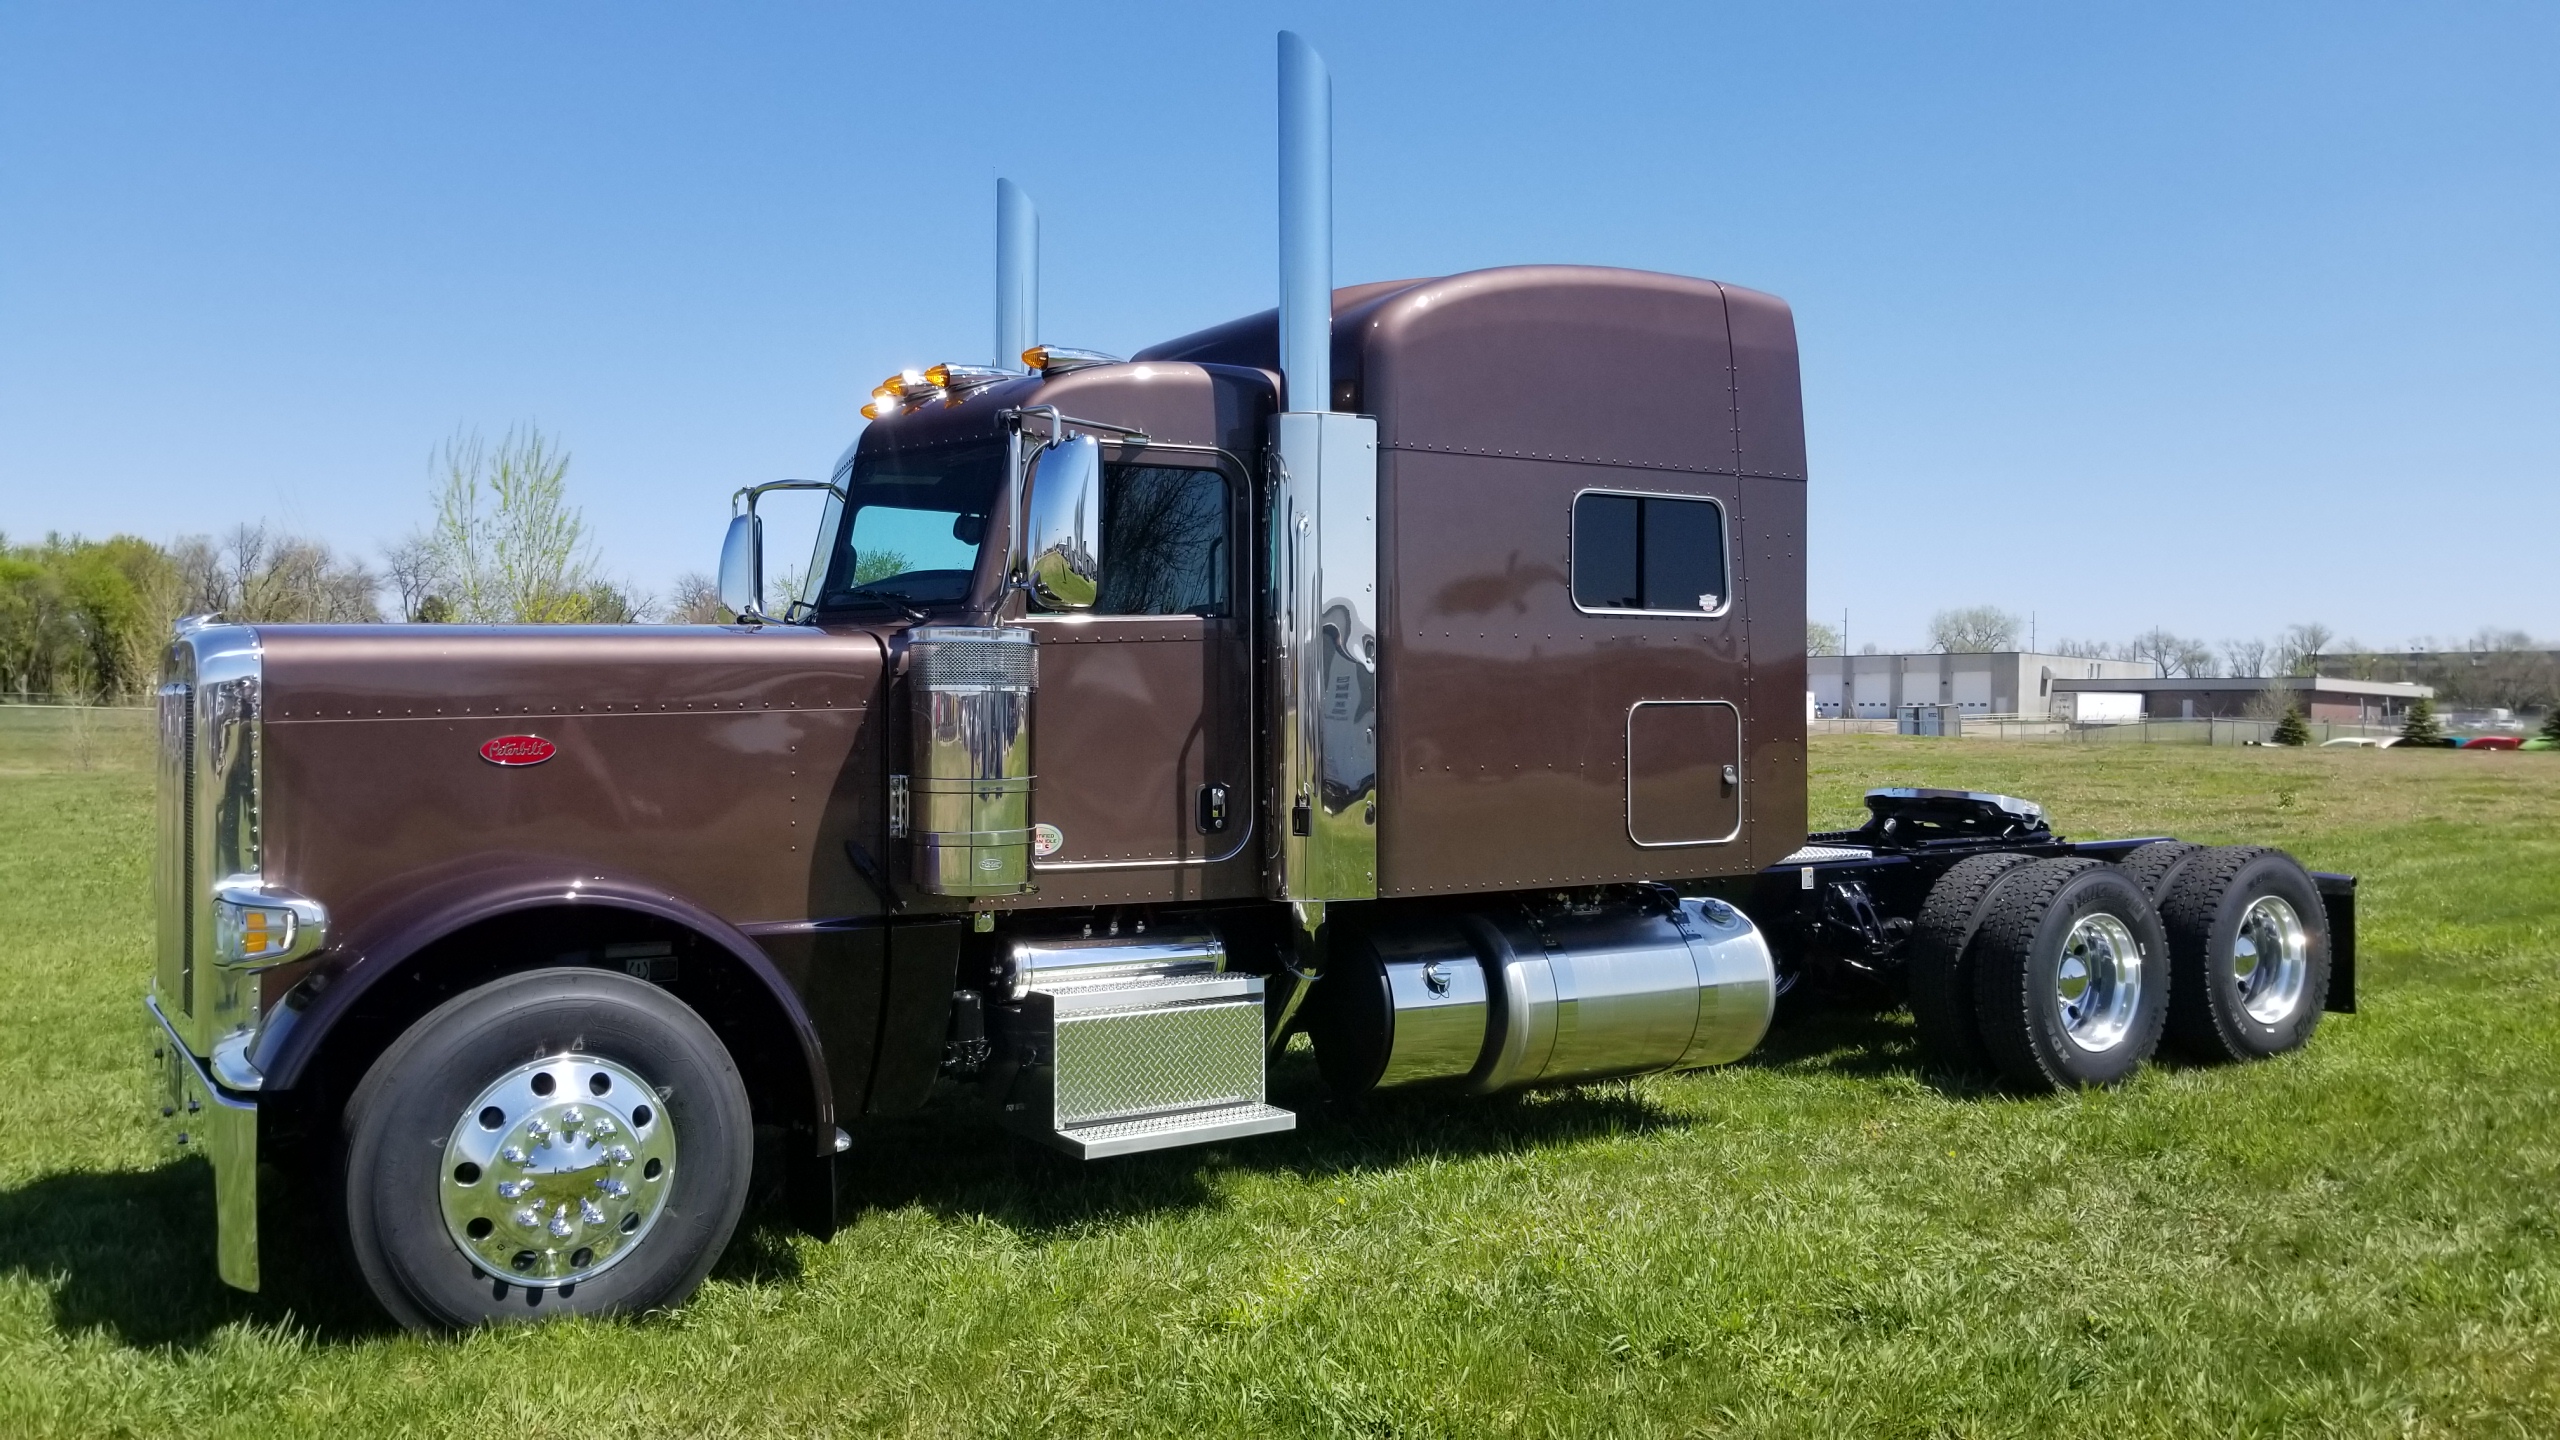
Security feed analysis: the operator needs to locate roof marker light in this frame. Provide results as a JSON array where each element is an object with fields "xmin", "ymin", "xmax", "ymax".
[
  {"xmin": 924, "ymin": 363, "xmax": 1015, "ymax": 396},
  {"xmin": 1021, "ymin": 345, "xmax": 1120, "ymax": 375}
]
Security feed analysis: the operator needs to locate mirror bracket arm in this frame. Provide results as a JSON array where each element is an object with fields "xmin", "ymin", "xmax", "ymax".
[{"xmin": 721, "ymin": 479, "xmax": 845, "ymax": 626}]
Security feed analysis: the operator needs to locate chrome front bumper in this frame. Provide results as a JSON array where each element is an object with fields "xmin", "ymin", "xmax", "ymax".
[{"xmin": 149, "ymin": 994, "xmax": 260, "ymax": 1291}]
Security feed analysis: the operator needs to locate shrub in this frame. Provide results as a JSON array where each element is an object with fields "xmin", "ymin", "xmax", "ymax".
[
  {"xmin": 2272, "ymin": 705, "xmax": 2311, "ymax": 746},
  {"xmin": 2399, "ymin": 694, "xmax": 2444, "ymax": 746}
]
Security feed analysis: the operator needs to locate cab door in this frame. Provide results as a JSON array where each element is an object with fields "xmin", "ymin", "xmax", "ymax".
[{"xmin": 1025, "ymin": 456, "xmax": 1256, "ymax": 903}]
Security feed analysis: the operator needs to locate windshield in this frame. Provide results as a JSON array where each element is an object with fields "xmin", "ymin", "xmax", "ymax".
[{"xmin": 814, "ymin": 439, "xmax": 1006, "ymax": 612}]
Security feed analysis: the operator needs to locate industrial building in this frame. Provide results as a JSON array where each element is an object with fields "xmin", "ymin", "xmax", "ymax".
[
  {"xmin": 2050, "ymin": 674, "xmax": 2432, "ymax": 724},
  {"xmin": 1808, "ymin": 651, "xmax": 2160, "ymax": 720}
]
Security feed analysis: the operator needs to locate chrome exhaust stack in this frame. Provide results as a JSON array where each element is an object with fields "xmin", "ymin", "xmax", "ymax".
[
  {"xmin": 1268, "ymin": 31, "xmax": 1380, "ymax": 908},
  {"xmin": 995, "ymin": 177, "xmax": 1037, "ymax": 372}
]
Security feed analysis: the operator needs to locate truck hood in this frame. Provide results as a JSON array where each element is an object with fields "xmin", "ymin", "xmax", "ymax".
[{"xmin": 252, "ymin": 623, "xmax": 892, "ymax": 933}]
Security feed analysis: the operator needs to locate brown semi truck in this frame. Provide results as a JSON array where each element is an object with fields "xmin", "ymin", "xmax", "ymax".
[{"xmin": 148, "ymin": 34, "xmax": 2354, "ymax": 1329}]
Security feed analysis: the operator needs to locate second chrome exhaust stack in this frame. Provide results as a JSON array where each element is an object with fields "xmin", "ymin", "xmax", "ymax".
[{"xmin": 1268, "ymin": 30, "xmax": 1380, "ymax": 906}]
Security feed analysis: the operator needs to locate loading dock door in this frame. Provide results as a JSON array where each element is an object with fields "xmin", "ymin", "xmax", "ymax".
[{"xmin": 1625, "ymin": 700, "xmax": 1743, "ymax": 847}]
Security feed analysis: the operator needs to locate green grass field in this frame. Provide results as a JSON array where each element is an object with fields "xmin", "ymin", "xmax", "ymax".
[{"xmin": 3, "ymin": 708, "xmax": 2555, "ymax": 1437}]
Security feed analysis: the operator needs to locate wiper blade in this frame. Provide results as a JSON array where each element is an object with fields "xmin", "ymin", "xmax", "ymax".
[{"xmin": 848, "ymin": 588, "xmax": 931, "ymax": 621}]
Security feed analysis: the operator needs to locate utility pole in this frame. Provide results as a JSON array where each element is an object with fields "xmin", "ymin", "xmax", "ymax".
[{"xmin": 1842, "ymin": 609, "xmax": 1853, "ymax": 721}]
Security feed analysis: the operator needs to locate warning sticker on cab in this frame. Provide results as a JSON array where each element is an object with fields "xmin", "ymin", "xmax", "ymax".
[{"xmin": 1033, "ymin": 823, "xmax": 1064, "ymax": 859}]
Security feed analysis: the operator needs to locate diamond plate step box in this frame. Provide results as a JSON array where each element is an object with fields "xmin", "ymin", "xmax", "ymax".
[{"xmin": 1003, "ymin": 971, "xmax": 1296, "ymax": 1158}]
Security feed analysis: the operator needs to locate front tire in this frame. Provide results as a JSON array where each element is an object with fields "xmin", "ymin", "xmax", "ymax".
[
  {"xmin": 1970, "ymin": 858, "xmax": 2171, "ymax": 1091},
  {"xmin": 340, "ymin": 968, "xmax": 754, "ymax": 1329},
  {"xmin": 2159, "ymin": 847, "xmax": 2331, "ymax": 1062}
]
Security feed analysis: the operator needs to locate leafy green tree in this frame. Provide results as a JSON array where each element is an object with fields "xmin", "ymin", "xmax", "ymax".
[
  {"xmin": 2399, "ymin": 694, "xmax": 2444, "ymax": 746},
  {"xmin": 1806, "ymin": 620, "xmax": 1842, "ymax": 656},
  {"xmin": 0, "ymin": 532, "xmax": 187, "ymax": 700},
  {"xmin": 2271, "ymin": 705, "xmax": 2311, "ymax": 746},
  {"xmin": 416, "ymin": 424, "xmax": 601, "ymax": 622},
  {"xmin": 852, "ymin": 549, "xmax": 912, "ymax": 586}
]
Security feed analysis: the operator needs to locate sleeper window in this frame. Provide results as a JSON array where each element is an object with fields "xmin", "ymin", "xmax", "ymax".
[
  {"xmin": 1095, "ymin": 464, "xmax": 1232, "ymax": 616},
  {"xmin": 1571, "ymin": 492, "xmax": 1728, "ymax": 614}
]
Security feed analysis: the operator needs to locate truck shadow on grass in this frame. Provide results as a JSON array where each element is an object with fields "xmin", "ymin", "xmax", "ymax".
[
  {"xmin": 814, "ymin": 988, "xmax": 2005, "ymax": 1245},
  {"xmin": 0, "ymin": 1159, "xmax": 348, "ymax": 1351},
  {"xmin": 822, "ymin": 1069, "xmax": 1693, "ymax": 1247},
  {"xmin": 0, "ymin": 1004, "xmax": 1977, "ymax": 1351}
]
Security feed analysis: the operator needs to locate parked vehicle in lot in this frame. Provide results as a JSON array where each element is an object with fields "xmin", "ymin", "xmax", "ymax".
[{"xmin": 147, "ymin": 33, "xmax": 2356, "ymax": 1329}]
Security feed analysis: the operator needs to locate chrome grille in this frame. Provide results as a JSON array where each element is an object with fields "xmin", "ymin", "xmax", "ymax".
[
  {"xmin": 155, "ymin": 622, "xmax": 264, "ymax": 1053},
  {"xmin": 908, "ymin": 630, "xmax": 1036, "ymax": 690},
  {"xmin": 1052, "ymin": 998, "xmax": 1266, "ymax": 1126},
  {"xmin": 156, "ymin": 678, "xmax": 195, "ymax": 1017}
]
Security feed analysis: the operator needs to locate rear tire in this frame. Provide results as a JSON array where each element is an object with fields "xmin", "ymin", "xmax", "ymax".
[
  {"xmin": 1970, "ymin": 859, "xmax": 2171, "ymax": 1091},
  {"xmin": 2116, "ymin": 840, "xmax": 2204, "ymax": 900},
  {"xmin": 339, "ymin": 968, "xmax": 754, "ymax": 1330},
  {"xmin": 2159, "ymin": 847, "xmax": 2330, "ymax": 1062},
  {"xmin": 1906, "ymin": 852, "xmax": 2037, "ymax": 1076}
]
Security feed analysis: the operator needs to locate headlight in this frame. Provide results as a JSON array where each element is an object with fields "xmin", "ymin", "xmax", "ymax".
[{"xmin": 211, "ymin": 878, "xmax": 327, "ymax": 970}]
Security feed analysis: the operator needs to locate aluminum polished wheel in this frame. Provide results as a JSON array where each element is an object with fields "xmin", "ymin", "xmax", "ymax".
[
  {"xmin": 2054, "ymin": 912, "xmax": 2145, "ymax": 1053},
  {"xmin": 439, "ymin": 1054, "xmax": 678, "ymax": 1287},
  {"xmin": 2232, "ymin": 895, "xmax": 2310, "ymax": 1025}
]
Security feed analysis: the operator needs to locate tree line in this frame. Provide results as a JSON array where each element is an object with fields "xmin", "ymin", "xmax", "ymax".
[
  {"xmin": 1806, "ymin": 606, "xmax": 2558, "ymax": 711},
  {"xmin": 2, "ymin": 425, "xmax": 729, "ymax": 703}
]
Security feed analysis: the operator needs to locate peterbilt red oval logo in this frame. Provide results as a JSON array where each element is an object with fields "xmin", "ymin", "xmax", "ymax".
[{"xmin": 479, "ymin": 734, "xmax": 556, "ymax": 767}]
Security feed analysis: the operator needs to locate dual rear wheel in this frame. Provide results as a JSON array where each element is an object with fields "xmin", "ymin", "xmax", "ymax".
[{"xmin": 1909, "ymin": 844, "xmax": 2330, "ymax": 1090}]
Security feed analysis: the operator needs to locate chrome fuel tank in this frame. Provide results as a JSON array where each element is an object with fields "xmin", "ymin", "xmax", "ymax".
[{"xmin": 1311, "ymin": 893, "xmax": 1775, "ymax": 1095}]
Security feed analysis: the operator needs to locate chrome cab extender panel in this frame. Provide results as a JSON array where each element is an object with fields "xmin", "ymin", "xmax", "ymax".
[{"xmin": 1267, "ymin": 410, "xmax": 1380, "ymax": 902}]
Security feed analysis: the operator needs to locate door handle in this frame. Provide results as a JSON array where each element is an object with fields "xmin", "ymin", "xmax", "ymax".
[
  {"xmin": 1197, "ymin": 783, "xmax": 1231, "ymax": 835},
  {"xmin": 1721, "ymin": 764, "xmax": 1739, "ymax": 795}
]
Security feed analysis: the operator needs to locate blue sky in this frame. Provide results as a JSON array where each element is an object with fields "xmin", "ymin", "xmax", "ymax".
[{"xmin": 3, "ymin": 2, "xmax": 2553, "ymax": 650}]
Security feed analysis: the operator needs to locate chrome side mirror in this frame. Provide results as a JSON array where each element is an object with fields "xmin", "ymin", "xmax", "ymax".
[
  {"xmin": 1025, "ymin": 434, "xmax": 1103, "ymax": 611},
  {"xmin": 717, "ymin": 512, "xmax": 762, "ymax": 621}
]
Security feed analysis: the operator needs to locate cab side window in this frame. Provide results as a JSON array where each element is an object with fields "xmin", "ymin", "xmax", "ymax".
[
  {"xmin": 1571, "ymin": 491, "xmax": 1728, "ymax": 614},
  {"xmin": 1098, "ymin": 464, "xmax": 1231, "ymax": 616}
]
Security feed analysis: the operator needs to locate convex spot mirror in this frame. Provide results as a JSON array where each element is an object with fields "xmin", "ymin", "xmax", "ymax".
[
  {"xmin": 1026, "ymin": 434, "xmax": 1102, "ymax": 611},
  {"xmin": 717, "ymin": 512, "xmax": 763, "ymax": 621}
]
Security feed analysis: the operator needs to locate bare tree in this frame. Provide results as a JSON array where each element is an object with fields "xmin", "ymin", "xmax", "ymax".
[
  {"xmin": 2333, "ymin": 639, "xmax": 2384, "ymax": 680},
  {"xmin": 172, "ymin": 525, "xmax": 382, "ymax": 624},
  {"xmin": 421, "ymin": 425, "xmax": 598, "ymax": 623},
  {"xmin": 665, "ymin": 572, "xmax": 729, "ymax": 625},
  {"xmin": 2275, "ymin": 622, "xmax": 2334, "ymax": 676},
  {"xmin": 1928, "ymin": 605, "xmax": 2022, "ymax": 653},
  {"xmin": 2050, "ymin": 637, "xmax": 2117, "ymax": 660},
  {"xmin": 1806, "ymin": 620, "xmax": 1842, "ymax": 655},
  {"xmin": 383, "ymin": 535, "xmax": 440, "ymax": 622},
  {"xmin": 2243, "ymin": 678, "xmax": 2296, "ymax": 721},
  {"xmin": 2117, "ymin": 629, "xmax": 2217, "ymax": 678},
  {"xmin": 2222, "ymin": 637, "xmax": 2271, "ymax": 679}
]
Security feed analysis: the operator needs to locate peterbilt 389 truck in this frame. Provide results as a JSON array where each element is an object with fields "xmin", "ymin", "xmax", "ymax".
[{"xmin": 148, "ymin": 34, "xmax": 2354, "ymax": 1329}]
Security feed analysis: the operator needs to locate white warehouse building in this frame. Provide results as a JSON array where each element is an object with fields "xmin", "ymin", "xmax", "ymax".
[{"xmin": 1808, "ymin": 651, "xmax": 2163, "ymax": 720}]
